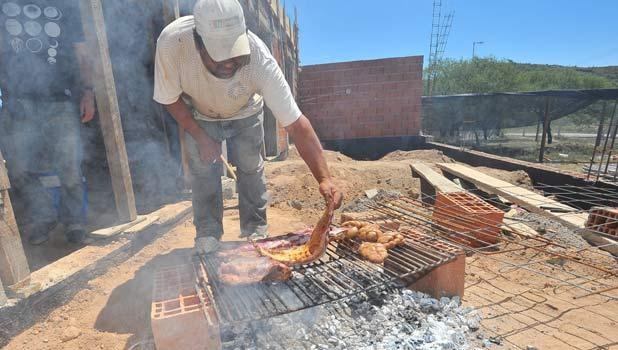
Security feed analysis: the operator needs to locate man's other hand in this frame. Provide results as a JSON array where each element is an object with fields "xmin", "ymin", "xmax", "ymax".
[
  {"xmin": 196, "ymin": 133, "xmax": 222, "ymax": 164},
  {"xmin": 319, "ymin": 177, "xmax": 343, "ymax": 209},
  {"xmin": 80, "ymin": 89, "xmax": 96, "ymax": 123}
]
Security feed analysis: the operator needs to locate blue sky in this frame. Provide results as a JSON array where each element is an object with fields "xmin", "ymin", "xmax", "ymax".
[{"xmin": 283, "ymin": 0, "xmax": 618, "ymax": 67}]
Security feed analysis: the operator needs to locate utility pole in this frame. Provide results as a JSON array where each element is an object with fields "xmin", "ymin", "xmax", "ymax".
[{"xmin": 472, "ymin": 41, "xmax": 484, "ymax": 58}]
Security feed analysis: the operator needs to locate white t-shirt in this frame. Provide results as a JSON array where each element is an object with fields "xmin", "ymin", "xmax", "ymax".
[{"xmin": 153, "ymin": 16, "xmax": 301, "ymax": 127}]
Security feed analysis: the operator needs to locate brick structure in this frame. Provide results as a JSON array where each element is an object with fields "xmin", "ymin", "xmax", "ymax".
[
  {"xmin": 299, "ymin": 56, "xmax": 423, "ymax": 141},
  {"xmin": 586, "ymin": 207, "xmax": 618, "ymax": 237},
  {"xmin": 393, "ymin": 227, "xmax": 465, "ymax": 298},
  {"xmin": 240, "ymin": 0, "xmax": 299, "ymax": 157},
  {"xmin": 151, "ymin": 264, "xmax": 220, "ymax": 350},
  {"xmin": 432, "ymin": 192, "xmax": 504, "ymax": 247}
]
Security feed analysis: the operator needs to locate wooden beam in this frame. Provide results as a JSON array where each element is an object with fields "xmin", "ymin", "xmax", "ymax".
[
  {"xmin": 437, "ymin": 163, "xmax": 587, "ymax": 228},
  {"xmin": 89, "ymin": 215, "xmax": 148, "ymax": 239},
  {"xmin": 0, "ymin": 150, "xmax": 30, "ymax": 287},
  {"xmin": 0, "ymin": 279, "xmax": 7, "ymax": 306},
  {"xmin": 410, "ymin": 164, "xmax": 463, "ymax": 193},
  {"xmin": 79, "ymin": 0, "xmax": 137, "ymax": 222}
]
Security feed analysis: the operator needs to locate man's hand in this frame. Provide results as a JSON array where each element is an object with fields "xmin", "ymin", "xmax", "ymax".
[
  {"xmin": 80, "ymin": 89, "xmax": 96, "ymax": 123},
  {"xmin": 196, "ymin": 132, "xmax": 222, "ymax": 164},
  {"xmin": 319, "ymin": 177, "xmax": 343, "ymax": 209}
]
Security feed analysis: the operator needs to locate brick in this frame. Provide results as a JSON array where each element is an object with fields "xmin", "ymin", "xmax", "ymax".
[
  {"xmin": 151, "ymin": 264, "xmax": 220, "ymax": 350},
  {"xmin": 432, "ymin": 192, "xmax": 504, "ymax": 247},
  {"xmin": 387, "ymin": 227, "xmax": 466, "ymax": 298}
]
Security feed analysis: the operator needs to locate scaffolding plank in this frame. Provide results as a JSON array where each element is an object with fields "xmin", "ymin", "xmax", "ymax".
[
  {"xmin": 437, "ymin": 163, "xmax": 587, "ymax": 228},
  {"xmin": 410, "ymin": 163, "xmax": 463, "ymax": 193}
]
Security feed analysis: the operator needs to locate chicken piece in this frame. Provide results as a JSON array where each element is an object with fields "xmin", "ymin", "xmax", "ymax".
[
  {"xmin": 257, "ymin": 200, "xmax": 335, "ymax": 266},
  {"xmin": 377, "ymin": 231, "xmax": 405, "ymax": 247},
  {"xmin": 344, "ymin": 226, "xmax": 359, "ymax": 239},
  {"xmin": 358, "ymin": 224, "xmax": 381, "ymax": 242},
  {"xmin": 377, "ymin": 232, "xmax": 396, "ymax": 244},
  {"xmin": 341, "ymin": 220, "xmax": 367, "ymax": 229},
  {"xmin": 358, "ymin": 242, "xmax": 389, "ymax": 264}
]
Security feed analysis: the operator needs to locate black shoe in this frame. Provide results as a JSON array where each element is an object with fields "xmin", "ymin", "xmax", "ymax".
[
  {"xmin": 28, "ymin": 233, "xmax": 50, "ymax": 245},
  {"xmin": 66, "ymin": 229, "xmax": 86, "ymax": 244}
]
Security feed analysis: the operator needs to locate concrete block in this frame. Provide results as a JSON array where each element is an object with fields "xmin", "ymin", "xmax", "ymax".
[{"xmin": 222, "ymin": 177, "xmax": 236, "ymax": 200}]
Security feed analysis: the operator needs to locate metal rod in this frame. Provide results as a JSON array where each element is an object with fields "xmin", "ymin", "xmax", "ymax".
[
  {"xmin": 588, "ymin": 105, "xmax": 607, "ymax": 180},
  {"xmin": 539, "ymin": 97, "xmax": 551, "ymax": 163},
  {"xmin": 597, "ymin": 101, "xmax": 614, "ymax": 182}
]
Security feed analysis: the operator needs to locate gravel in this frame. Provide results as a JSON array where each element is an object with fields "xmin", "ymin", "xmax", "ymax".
[
  {"xmin": 221, "ymin": 286, "xmax": 489, "ymax": 350},
  {"xmin": 518, "ymin": 211, "xmax": 589, "ymax": 249},
  {"xmin": 343, "ymin": 189, "xmax": 403, "ymax": 213}
]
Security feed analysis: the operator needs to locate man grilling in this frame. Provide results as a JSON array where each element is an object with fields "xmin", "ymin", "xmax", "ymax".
[{"xmin": 154, "ymin": 0, "xmax": 343, "ymax": 254}]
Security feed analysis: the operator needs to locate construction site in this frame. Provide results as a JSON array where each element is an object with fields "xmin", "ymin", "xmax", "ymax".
[{"xmin": 0, "ymin": 0, "xmax": 617, "ymax": 349}]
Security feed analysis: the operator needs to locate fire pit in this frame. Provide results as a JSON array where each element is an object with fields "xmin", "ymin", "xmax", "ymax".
[
  {"xmin": 218, "ymin": 285, "xmax": 481, "ymax": 349},
  {"xmin": 198, "ymin": 228, "xmax": 460, "ymax": 326}
]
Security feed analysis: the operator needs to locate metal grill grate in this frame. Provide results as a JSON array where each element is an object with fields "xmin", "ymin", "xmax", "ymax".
[{"xmin": 198, "ymin": 228, "xmax": 459, "ymax": 326}]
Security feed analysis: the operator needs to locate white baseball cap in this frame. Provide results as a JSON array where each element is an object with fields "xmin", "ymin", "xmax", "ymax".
[{"xmin": 193, "ymin": 0, "xmax": 250, "ymax": 62}]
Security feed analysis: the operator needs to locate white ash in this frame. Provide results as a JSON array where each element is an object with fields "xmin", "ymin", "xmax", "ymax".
[{"xmin": 221, "ymin": 287, "xmax": 487, "ymax": 350}]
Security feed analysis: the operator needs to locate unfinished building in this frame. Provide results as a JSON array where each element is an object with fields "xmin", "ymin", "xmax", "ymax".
[{"xmin": 0, "ymin": 1, "xmax": 617, "ymax": 349}]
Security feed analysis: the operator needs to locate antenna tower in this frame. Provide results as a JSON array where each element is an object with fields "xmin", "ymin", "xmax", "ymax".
[{"xmin": 427, "ymin": 0, "xmax": 454, "ymax": 96}]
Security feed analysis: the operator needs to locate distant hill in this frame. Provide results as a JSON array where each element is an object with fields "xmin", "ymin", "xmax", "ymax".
[
  {"xmin": 423, "ymin": 58, "xmax": 618, "ymax": 136},
  {"xmin": 513, "ymin": 63, "xmax": 618, "ymax": 88},
  {"xmin": 579, "ymin": 66, "xmax": 618, "ymax": 87}
]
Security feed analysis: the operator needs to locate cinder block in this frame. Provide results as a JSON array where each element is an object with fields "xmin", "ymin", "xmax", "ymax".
[
  {"xmin": 433, "ymin": 192, "xmax": 504, "ymax": 247},
  {"xmin": 151, "ymin": 264, "xmax": 220, "ymax": 350}
]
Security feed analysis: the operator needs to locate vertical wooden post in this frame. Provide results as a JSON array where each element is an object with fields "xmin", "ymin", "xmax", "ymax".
[
  {"xmin": 588, "ymin": 104, "xmax": 607, "ymax": 180},
  {"xmin": 79, "ymin": 0, "xmax": 137, "ymax": 222},
  {"xmin": 538, "ymin": 97, "xmax": 551, "ymax": 163},
  {"xmin": 0, "ymin": 279, "xmax": 7, "ymax": 306},
  {"xmin": 0, "ymin": 150, "xmax": 30, "ymax": 287}
]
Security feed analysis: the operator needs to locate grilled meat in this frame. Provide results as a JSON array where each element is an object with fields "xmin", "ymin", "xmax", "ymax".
[
  {"xmin": 358, "ymin": 242, "xmax": 389, "ymax": 263},
  {"xmin": 218, "ymin": 256, "xmax": 292, "ymax": 285},
  {"xmin": 257, "ymin": 200, "xmax": 335, "ymax": 266},
  {"xmin": 215, "ymin": 229, "xmax": 312, "ymax": 260}
]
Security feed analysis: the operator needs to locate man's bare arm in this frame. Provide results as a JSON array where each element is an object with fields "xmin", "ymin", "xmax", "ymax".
[
  {"xmin": 164, "ymin": 98, "xmax": 221, "ymax": 163},
  {"xmin": 74, "ymin": 42, "xmax": 95, "ymax": 122},
  {"xmin": 286, "ymin": 115, "xmax": 343, "ymax": 208}
]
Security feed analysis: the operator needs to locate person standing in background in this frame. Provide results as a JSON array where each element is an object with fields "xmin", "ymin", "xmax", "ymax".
[{"xmin": 0, "ymin": 1, "xmax": 95, "ymax": 245}]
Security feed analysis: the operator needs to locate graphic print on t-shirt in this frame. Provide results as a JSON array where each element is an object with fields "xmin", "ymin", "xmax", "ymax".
[
  {"xmin": 0, "ymin": 1, "xmax": 83, "ymax": 97},
  {"xmin": 2, "ymin": 2, "xmax": 63, "ymax": 63}
]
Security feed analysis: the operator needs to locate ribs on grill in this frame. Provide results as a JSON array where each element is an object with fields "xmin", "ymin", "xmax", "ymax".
[
  {"xmin": 256, "ymin": 200, "xmax": 336, "ymax": 266},
  {"xmin": 217, "ymin": 256, "xmax": 292, "ymax": 285}
]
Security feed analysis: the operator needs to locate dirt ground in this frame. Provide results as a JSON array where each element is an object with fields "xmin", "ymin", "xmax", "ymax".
[{"xmin": 3, "ymin": 148, "xmax": 617, "ymax": 349}]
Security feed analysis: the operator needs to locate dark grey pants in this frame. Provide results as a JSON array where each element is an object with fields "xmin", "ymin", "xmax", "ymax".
[
  {"xmin": 186, "ymin": 111, "xmax": 268, "ymax": 239},
  {"xmin": 3, "ymin": 99, "xmax": 85, "ymax": 230}
]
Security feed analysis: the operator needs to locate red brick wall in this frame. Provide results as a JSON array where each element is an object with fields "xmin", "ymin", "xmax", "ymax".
[{"xmin": 299, "ymin": 56, "xmax": 423, "ymax": 141}]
